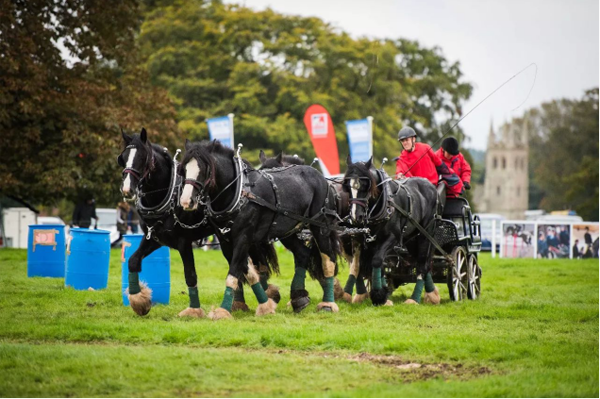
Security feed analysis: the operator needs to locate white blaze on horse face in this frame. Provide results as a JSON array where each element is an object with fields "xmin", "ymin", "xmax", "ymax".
[
  {"xmin": 121, "ymin": 149, "xmax": 137, "ymax": 195},
  {"xmin": 180, "ymin": 158, "xmax": 200, "ymax": 210},
  {"xmin": 350, "ymin": 178, "xmax": 358, "ymax": 221}
]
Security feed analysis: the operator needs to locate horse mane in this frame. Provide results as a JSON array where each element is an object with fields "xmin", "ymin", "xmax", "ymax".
[{"xmin": 346, "ymin": 161, "xmax": 380, "ymax": 198}]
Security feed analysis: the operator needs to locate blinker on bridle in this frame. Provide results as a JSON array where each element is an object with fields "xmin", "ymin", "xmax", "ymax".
[
  {"xmin": 345, "ymin": 176, "xmax": 372, "ymax": 210},
  {"xmin": 121, "ymin": 144, "xmax": 154, "ymax": 184}
]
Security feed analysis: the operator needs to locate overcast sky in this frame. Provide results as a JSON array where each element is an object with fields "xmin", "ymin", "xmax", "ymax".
[{"xmin": 228, "ymin": 0, "xmax": 599, "ymax": 150}]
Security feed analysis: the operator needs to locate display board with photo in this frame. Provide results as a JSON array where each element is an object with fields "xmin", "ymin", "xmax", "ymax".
[
  {"xmin": 501, "ymin": 222, "xmax": 536, "ymax": 258},
  {"xmin": 571, "ymin": 223, "xmax": 599, "ymax": 259},
  {"xmin": 536, "ymin": 224, "xmax": 571, "ymax": 259}
]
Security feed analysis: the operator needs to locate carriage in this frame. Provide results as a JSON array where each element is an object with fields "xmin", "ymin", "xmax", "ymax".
[{"xmin": 382, "ymin": 196, "xmax": 482, "ymax": 302}]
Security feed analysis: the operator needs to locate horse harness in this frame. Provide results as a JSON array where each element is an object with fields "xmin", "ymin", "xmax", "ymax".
[{"xmin": 349, "ymin": 170, "xmax": 449, "ymax": 258}]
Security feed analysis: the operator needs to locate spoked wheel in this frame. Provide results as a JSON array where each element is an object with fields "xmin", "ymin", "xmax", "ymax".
[
  {"xmin": 447, "ymin": 246, "xmax": 468, "ymax": 301},
  {"xmin": 466, "ymin": 254, "xmax": 482, "ymax": 300}
]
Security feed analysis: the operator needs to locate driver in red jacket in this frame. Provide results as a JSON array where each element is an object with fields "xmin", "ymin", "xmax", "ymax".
[{"xmin": 395, "ymin": 127, "xmax": 463, "ymax": 197}]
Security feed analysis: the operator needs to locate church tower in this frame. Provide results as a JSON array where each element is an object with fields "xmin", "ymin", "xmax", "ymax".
[{"xmin": 479, "ymin": 117, "xmax": 529, "ymax": 219}]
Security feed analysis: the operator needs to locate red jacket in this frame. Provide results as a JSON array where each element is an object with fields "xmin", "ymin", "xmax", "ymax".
[
  {"xmin": 396, "ymin": 142, "xmax": 441, "ymax": 185},
  {"xmin": 396, "ymin": 143, "xmax": 464, "ymax": 197},
  {"xmin": 435, "ymin": 148, "xmax": 472, "ymax": 184}
]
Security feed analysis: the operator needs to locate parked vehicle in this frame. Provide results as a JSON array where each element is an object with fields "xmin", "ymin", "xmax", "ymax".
[
  {"xmin": 477, "ymin": 213, "xmax": 505, "ymax": 252},
  {"xmin": 95, "ymin": 208, "xmax": 120, "ymax": 245}
]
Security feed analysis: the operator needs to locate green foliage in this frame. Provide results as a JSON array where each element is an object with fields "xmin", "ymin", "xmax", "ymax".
[
  {"xmin": 139, "ymin": 0, "xmax": 472, "ymax": 166},
  {"xmin": 0, "ymin": 0, "xmax": 181, "ymax": 206},
  {"xmin": 527, "ymin": 88, "xmax": 599, "ymax": 220},
  {"xmin": 0, "ymin": 248, "xmax": 597, "ymax": 396}
]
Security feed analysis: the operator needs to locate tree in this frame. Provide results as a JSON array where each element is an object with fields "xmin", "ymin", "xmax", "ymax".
[
  {"xmin": 0, "ymin": 0, "xmax": 180, "ymax": 206},
  {"xmin": 138, "ymin": 0, "xmax": 472, "ymax": 168},
  {"xmin": 527, "ymin": 88, "xmax": 599, "ymax": 221}
]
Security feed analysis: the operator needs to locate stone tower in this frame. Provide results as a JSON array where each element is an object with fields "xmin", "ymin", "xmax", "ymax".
[{"xmin": 479, "ymin": 118, "xmax": 529, "ymax": 219}]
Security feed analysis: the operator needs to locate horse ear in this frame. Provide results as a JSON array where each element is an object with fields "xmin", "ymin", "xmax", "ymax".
[
  {"xmin": 140, "ymin": 128, "xmax": 147, "ymax": 143},
  {"xmin": 121, "ymin": 128, "xmax": 132, "ymax": 145},
  {"xmin": 365, "ymin": 156, "xmax": 373, "ymax": 169},
  {"xmin": 185, "ymin": 139, "xmax": 191, "ymax": 150},
  {"xmin": 259, "ymin": 150, "xmax": 267, "ymax": 164},
  {"xmin": 346, "ymin": 154, "xmax": 352, "ymax": 165},
  {"xmin": 276, "ymin": 152, "xmax": 283, "ymax": 164}
]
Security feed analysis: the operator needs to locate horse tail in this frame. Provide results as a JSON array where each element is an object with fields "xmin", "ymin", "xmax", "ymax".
[{"xmin": 249, "ymin": 242, "xmax": 280, "ymax": 276}]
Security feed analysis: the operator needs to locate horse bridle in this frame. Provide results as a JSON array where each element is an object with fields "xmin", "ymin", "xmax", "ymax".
[
  {"xmin": 344, "ymin": 176, "xmax": 372, "ymax": 210},
  {"xmin": 120, "ymin": 144, "xmax": 155, "ymax": 194}
]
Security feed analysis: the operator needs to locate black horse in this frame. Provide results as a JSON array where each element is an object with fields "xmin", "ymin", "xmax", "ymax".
[
  {"xmin": 342, "ymin": 156, "xmax": 441, "ymax": 306},
  {"xmin": 257, "ymin": 150, "xmax": 349, "ymax": 303},
  {"xmin": 117, "ymin": 128, "xmax": 278, "ymax": 317},
  {"xmin": 179, "ymin": 140, "xmax": 341, "ymax": 319}
]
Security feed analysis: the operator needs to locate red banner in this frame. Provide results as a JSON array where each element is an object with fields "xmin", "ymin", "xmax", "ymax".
[{"xmin": 303, "ymin": 104, "xmax": 340, "ymax": 175}]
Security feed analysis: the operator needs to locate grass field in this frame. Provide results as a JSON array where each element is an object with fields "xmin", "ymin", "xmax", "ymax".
[{"xmin": 0, "ymin": 247, "xmax": 597, "ymax": 397}]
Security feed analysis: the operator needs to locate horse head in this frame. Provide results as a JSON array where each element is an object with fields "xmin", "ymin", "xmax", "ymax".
[
  {"xmin": 342, "ymin": 155, "xmax": 379, "ymax": 224},
  {"xmin": 178, "ymin": 140, "xmax": 218, "ymax": 211},
  {"xmin": 117, "ymin": 128, "xmax": 155, "ymax": 202}
]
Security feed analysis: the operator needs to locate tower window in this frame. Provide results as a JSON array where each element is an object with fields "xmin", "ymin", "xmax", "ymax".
[
  {"xmin": 497, "ymin": 186, "xmax": 501, "ymax": 195},
  {"xmin": 493, "ymin": 157, "xmax": 497, "ymax": 169},
  {"xmin": 517, "ymin": 186, "xmax": 520, "ymax": 196},
  {"xmin": 502, "ymin": 157, "xmax": 506, "ymax": 169}
]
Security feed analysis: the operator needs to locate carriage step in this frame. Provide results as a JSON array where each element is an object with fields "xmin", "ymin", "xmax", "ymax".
[{"xmin": 394, "ymin": 245, "xmax": 409, "ymax": 254}]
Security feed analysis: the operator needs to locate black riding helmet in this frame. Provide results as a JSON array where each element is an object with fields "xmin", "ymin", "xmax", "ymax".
[
  {"xmin": 397, "ymin": 126, "xmax": 417, "ymax": 141},
  {"xmin": 441, "ymin": 137, "xmax": 460, "ymax": 156}
]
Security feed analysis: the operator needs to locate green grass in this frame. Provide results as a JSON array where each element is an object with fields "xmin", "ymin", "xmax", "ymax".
[{"xmin": 0, "ymin": 247, "xmax": 597, "ymax": 397}]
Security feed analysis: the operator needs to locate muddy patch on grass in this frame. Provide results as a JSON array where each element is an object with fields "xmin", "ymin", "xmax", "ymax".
[{"xmin": 348, "ymin": 352, "xmax": 491, "ymax": 382}]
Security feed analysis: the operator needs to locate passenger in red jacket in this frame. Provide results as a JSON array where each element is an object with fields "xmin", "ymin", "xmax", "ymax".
[
  {"xmin": 395, "ymin": 127, "xmax": 463, "ymax": 197},
  {"xmin": 435, "ymin": 137, "xmax": 472, "ymax": 190}
]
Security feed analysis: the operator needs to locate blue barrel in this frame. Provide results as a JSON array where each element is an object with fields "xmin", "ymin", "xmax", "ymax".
[
  {"xmin": 121, "ymin": 234, "xmax": 171, "ymax": 306},
  {"xmin": 65, "ymin": 228, "xmax": 111, "ymax": 290},
  {"xmin": 27, "ymin": 224, "xmax": 66, "ymax": 278}
]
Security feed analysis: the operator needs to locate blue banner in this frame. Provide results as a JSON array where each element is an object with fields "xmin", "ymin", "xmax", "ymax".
[
  {"xmin": 346, "ymin": 118, "xmax": 372, "ymax": 163},
  {"xmin": 207, "ymin": 115, "xmax": 233, "ymax": 148}
]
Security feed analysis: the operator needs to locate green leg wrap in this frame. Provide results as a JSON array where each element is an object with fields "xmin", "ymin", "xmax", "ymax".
[
  {"xmin": 251, "ymin": 282, "xmax": 268, "ymax": 304},
  {"xmin": 233, "ymin": 282, "xmax": 245, "ymax": 302},
  {"xmin": 344, "ymin": 275, "xmax": 356, "ymax": 295},
  {"xmin": 411, "ymin": 278, "xmax": 425, "ymax": 303},
  {"xmin": 425, "ymin": 272, "xmax": 435, "ymax": 293},
  {"xmin": 291, "ymin": 267, "xmax": 307, "ymax": 291},
  {"xmin": 382, "ymin": 269, "xmax": 388, "ymax": 289},
  {"xmin": 220, "ymin": 286, "xmax": 234, "ymax": 312},
  {"xmin": 372, "ymin": 267, "xmax": 383, "ymax": 291},
  {"xmin": 188, "ymin": 286, "xmax": 200, "ymax": 308},
  {"xmin": 356, "ymin": 277, "xmax": 367, "ymax": 295},
  {"xmin": 322, "ymin": 277, "xmax": 335, "ymax": 303},
  {"xmin": 128, "ymin": 272, "xmax": 141, "ymax": 295},
  {"xmin": 259, "ymin": 272, "xmax": 269, "ymax": 291}
]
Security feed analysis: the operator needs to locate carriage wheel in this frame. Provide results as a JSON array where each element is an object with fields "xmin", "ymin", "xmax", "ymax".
[
  {"xmin": 447, "ymin": 246, "xmax": 467, "ymax": 301},
  {"xmin": 466, "ymin": 254, "xmax": 481, "ymax": 300}
]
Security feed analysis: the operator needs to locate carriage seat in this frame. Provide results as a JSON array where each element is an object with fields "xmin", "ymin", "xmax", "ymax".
[
  {"xmin": 436, "ymin": 183, "xmax": 446, "ymax": 216},
  {"xmin": 442, "ymin": 197, "xmax": 469, "ymax": 218}
]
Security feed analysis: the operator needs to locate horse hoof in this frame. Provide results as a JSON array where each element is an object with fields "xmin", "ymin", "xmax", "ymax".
[
  {"xmin": 208, "ymin": 307, "xmax": 233, "ymax": 320},
  {"xmin": 291, "ymin": 296, "xmax": 311, "ymax": 313},
  {"xmin": 265, "ymin": 284, "xmax": 281, "ymax": 304},
  {"xmin": 128, "ymin": 284, "xmax": 152, "ymax": 316},
  {"xmin": 232, "ymin": 301, "xmax": 250, "ymax": 312},
  {"xmin": 384, "ymin": 300, "xmax": 394, "ymax": 306},
  {"xmin": 424, "ymin": 287, "xmax": 440, "ymax": 305},
  {"xmin": 342, "ymin": 292, "xmax": 352, "ymax": 303},
  {"xmin": 256, "ymin": 298, "xmax": 277, "ymax": 316},
  {"xmin": 317, "ymin": 302, "xmax": 339, "ymax": 312},
  {"xmin": 286, "ymin": 300, "xmax": 291, "ymax": 308},
  {"xmin": 370, "ymin": 288, "xmax": 388, "ymax": 306},
  {"xmin": 352, "ymin": 293, "xmax": 368, "ymax": 304},
  {"xmin": 178, "ymin": 307, "xmax": 206, "ymax": 318},
  {"xmin": 333, "ymin": 278, "xmax": 345, "ymax": 301},
  {"xmin": 404, "ymin": 299, "xmax": 419, "ymax": 305}
]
